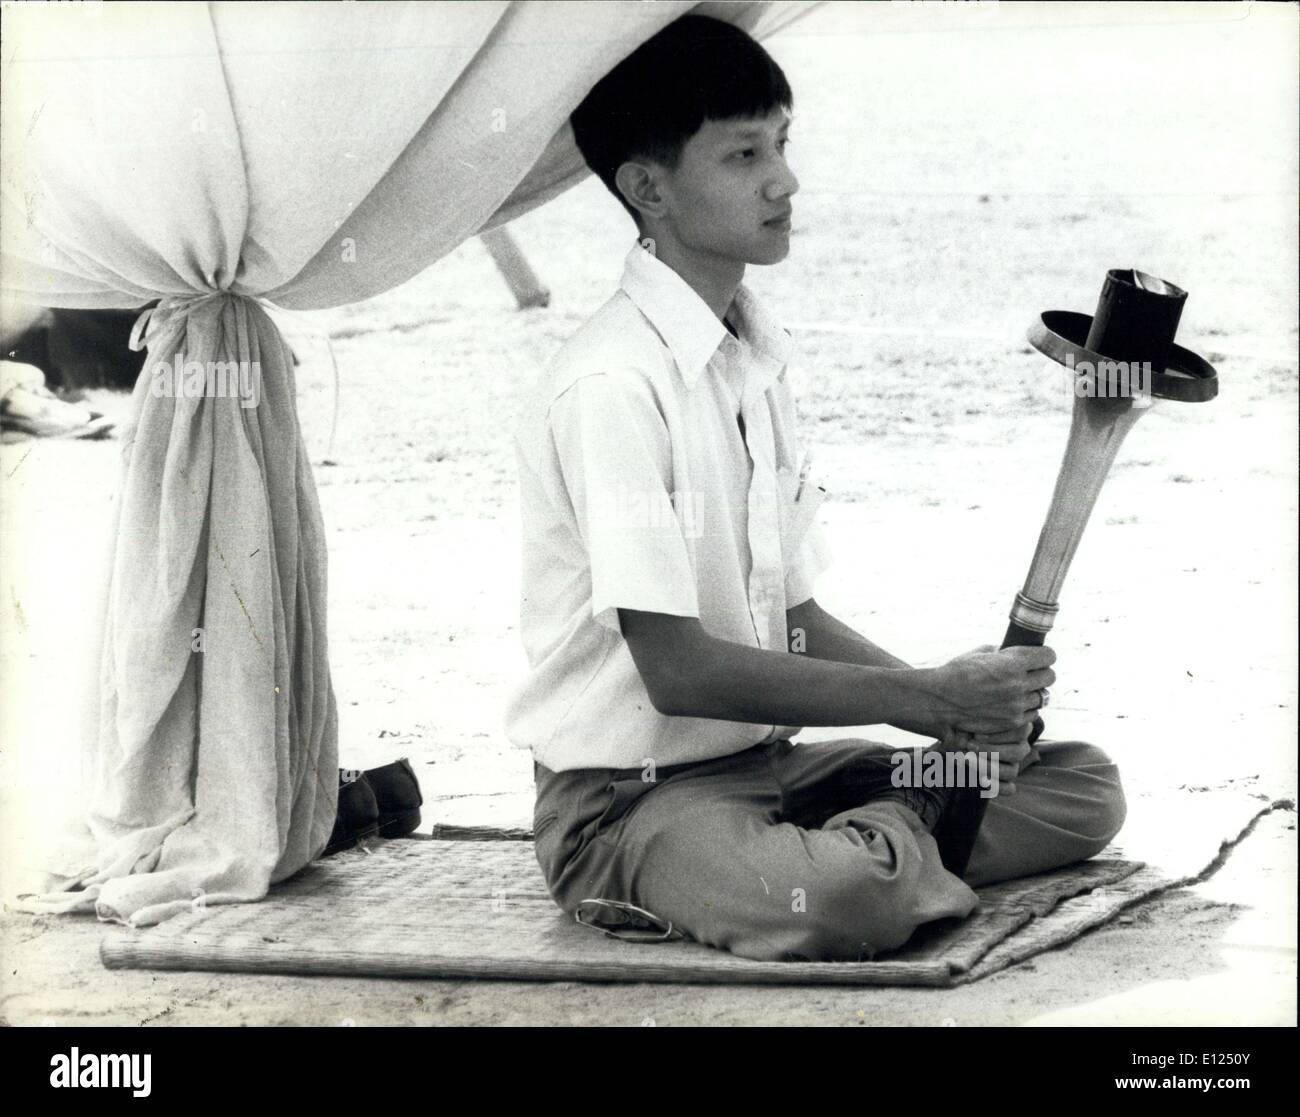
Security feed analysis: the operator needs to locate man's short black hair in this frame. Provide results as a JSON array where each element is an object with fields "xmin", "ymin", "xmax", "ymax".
[{"xmin": 570, "ymin": 14, "xmax": 794, "ymax": 223}]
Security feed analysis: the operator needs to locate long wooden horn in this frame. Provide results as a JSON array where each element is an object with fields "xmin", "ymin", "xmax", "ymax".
[{"xmin": 935, "ymin": 269, "xmax": 1218, "ymax": 877}]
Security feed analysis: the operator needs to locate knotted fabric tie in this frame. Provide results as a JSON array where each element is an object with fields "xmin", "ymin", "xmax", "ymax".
[
  {"xmin": 128, "ymin": 290, "xmax": 240, "ymax": 353},
  {"xmin": 127, "ymin": 289, "xmax": 342, "ymax": 455}
]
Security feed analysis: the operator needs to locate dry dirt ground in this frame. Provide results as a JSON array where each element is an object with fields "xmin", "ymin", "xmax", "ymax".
[{"xmin": 1, "ymin": 4, "xmax": 1296, "ymax": 1025}]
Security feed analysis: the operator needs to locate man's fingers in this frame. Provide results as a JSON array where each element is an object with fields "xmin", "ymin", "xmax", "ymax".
[
  {"xmin": 971, "ymin": 725, "xmax": 1032, "ymax": 746},
  {"xmin": 973, "ymin": 734, "xmax": 1023, "ymax": 747},
  {"xmin": 1001, "ymin": 645, "xmax": 1056, "ymax": 670},
  {"xmin": 956, "ymin": 718, "xmax": 1027, "ymax": 736},
  {"xmin": 961, "ymin": 706, "xmax": 1038, "ymax": 733},
  {"xmin": 996, "ymin": 743, "xmax": 1031, "ymax": 766},
  {"xmin": 1027, "ymin": 715, "xmax": 1046, "ymax": 746},
  {"xmin": 1026, "ymin": 666, "xmax": 1056, "ymax": 690},
  {"xmin": 993, "ymin": 758, "xmax": 1020, "ymax": 788},
  {"xmin": 954, "ymin": 736, "xmax": 1031, "ymax": 776},
  {"xmin": 1014, "ymin": 669, "xmax": 1055, "ymax": 716},
  {"xmin": 985, "ymin": 658, "xmax": 1056, "ymax": 720}
]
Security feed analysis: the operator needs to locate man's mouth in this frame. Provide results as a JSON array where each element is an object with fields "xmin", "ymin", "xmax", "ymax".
[{"xmin": 763, "ymin": 210, "xmax": 793, "ymax": 230}]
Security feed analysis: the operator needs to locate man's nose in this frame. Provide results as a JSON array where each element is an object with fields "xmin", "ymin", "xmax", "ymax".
[{"xmin": 766, "ymin": 163, "xmax": 799, "ymax": 202}]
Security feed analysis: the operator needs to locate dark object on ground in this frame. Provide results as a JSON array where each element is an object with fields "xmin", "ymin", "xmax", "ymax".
[
  {"xmin": 322, "ymin": 759, "xmax": 423, "ymax": 856},
  {"xmin": 5, "ymin": 308, "xmax": 148, "ymax": 391},
  {"xmin": 323, "ymin": 772, "xmax": 380, "ymax": 857},
  {"xmin": 365, "ymin": 757, "xmax": 424, "ymax": 838}
]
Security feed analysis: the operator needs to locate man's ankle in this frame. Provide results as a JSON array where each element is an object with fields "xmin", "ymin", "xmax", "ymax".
[{"xmin": 875, "ymin": 785, "xmax": 952, "ymax": 832}]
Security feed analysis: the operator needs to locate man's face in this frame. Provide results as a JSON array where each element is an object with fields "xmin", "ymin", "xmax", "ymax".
[{"xmin": 654, "ymin": 107, "xmax": 798, "ymax": 266}]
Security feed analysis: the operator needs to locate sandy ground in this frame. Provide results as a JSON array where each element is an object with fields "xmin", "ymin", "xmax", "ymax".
[{"xmin": 1, "ymin": 4, "xmax": 1296, "ymax": 1025}]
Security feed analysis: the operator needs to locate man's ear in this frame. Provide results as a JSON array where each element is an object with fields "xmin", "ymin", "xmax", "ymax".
[{"xmin": 614, "ymin": 160, "xmax": 666, "ymax": 224}]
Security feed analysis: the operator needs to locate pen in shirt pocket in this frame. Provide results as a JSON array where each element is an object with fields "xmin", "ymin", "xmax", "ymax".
[{"xmin": 794, "ymin": 449, "xmax": 814, "ymax": 503}]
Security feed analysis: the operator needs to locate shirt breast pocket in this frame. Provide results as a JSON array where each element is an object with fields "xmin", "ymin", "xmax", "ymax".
[{"xmin": 775, "ymin": 465, "xmax": 827, "ymax": 571}]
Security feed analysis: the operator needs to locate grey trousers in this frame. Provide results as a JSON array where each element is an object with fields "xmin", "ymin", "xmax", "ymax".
[{"xmin": 533, "ymin": 737, "xmax": 1126, "ymax": 963}]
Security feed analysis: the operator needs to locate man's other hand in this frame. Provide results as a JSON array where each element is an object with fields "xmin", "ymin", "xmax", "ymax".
[
  {"xmin": 895, "ymin": 645, "xmax": 1055, "ymax": 743},
  {"xmin": 951, "ymin": 724, "xmax": 1034, "ymax": 795}
]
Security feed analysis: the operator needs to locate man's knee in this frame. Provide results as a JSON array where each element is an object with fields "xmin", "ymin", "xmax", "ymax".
[
  {"xmin": 1042, "ymin": 739, "xmax": 1127, "ymax": 852},
  {"xmin": 1039, "ymin": 738, "xmax": 1118, "ymax": 773},
  {"xmin": 1085, "ymin": 762, "xmax": 1127, "ymax": 852}
]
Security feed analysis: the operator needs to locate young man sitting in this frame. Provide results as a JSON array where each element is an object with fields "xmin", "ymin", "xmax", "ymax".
[{"xmin": 506, "ymin": 14, "xmax": 1125, "ymax": 963}]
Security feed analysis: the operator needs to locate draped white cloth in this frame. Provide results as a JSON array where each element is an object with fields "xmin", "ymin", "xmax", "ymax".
[{"xmin": 0, "ymin": 0, "xmax": 817, "ymax": 925}]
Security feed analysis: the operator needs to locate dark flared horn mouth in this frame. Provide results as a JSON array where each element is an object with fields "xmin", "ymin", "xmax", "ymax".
[
  {"xmin": 1030, "ymin": 309, "xmax": 1218, "ymax": 403},
  {"xmin": 1085, "ymin": 269, "xmax": 1189, "ymax": 375}
]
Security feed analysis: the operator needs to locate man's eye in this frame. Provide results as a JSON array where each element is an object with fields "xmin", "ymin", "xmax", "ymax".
[{"xmin": 734, "ymin": 148, "xmax": 756, "ymax": 160}]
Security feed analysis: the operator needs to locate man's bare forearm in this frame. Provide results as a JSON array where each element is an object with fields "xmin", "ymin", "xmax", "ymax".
[
  {"xmin": 786, "ymin": 599, "xmax": 1048, "ymax": 749},
  {"xmin": 652, "ymin": 626, "xmax": 931, "ymax": 728},
  {"xmin": 619, "ymin": 606, "xmax": 1046, "ymax": 739},
  {"xmin": 786, "ymin": 598, "xmax": 911, "ymax": 670}
]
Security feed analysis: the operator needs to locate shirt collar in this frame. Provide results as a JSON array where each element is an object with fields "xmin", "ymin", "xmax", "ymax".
[{"xmin": 619, "ymin": 239, "xmax": 792, "ymax": 391}]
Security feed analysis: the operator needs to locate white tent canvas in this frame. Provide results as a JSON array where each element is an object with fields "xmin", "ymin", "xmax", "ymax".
[{"xmin": 0, "ymin": 0, "xmax": 819, "ymax": 926}]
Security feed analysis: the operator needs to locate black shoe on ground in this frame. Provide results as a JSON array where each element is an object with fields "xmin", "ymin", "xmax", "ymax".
[
  {"xmin": 363, "ymin": 757, "xmax": 423, "ymax": 838},
  {"xmin": 323, "ymin": 770, "xmax": 380, "ymax": 856}
]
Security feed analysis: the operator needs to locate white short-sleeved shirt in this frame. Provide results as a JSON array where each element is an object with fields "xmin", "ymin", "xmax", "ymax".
[{"xmin": 506, "ymin": 239, "xmax": 832, "ymax": 772}]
